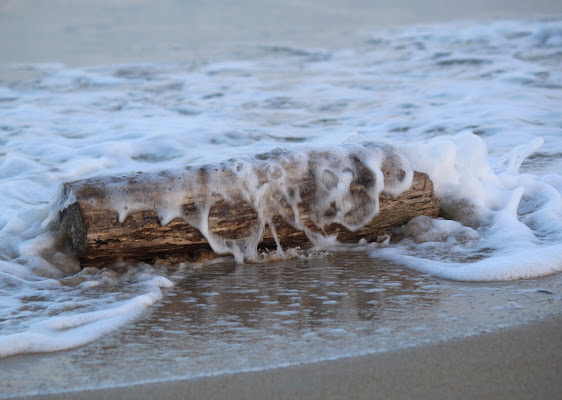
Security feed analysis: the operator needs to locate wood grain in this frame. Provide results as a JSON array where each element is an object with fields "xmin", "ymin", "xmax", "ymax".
[{"xmin": 56, "ymin": 169, "xmax": 439, "ymax": 267}]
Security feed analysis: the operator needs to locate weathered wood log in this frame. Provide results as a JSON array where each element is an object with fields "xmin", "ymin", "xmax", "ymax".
[
  {"xmin": 56, "ymin": 168, "xmax": 439, "ymax": 267},
  {"xmin": 53, "ymin": 145, "xmax": 439, "ymax": 266}
]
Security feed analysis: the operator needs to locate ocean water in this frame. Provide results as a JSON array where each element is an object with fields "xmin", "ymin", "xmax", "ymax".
[{"xmin": 1, "ymin": 15, "xmax": 562, "ymax": 396}]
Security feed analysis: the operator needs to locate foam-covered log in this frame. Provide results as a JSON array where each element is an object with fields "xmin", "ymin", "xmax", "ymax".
[{"xmin": 55, "ymin": 145, "xmax": 439, "ymax": 267}]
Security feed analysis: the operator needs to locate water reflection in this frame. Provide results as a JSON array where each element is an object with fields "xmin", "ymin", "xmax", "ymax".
[{"xmin": 141, "ymin": 253, "xmax": 440, "ymax": 340}]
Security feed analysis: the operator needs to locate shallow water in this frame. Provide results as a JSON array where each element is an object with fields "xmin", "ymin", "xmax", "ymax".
[
  {"xmin": 1, "ymin": 12, "xmax": 562, "ymax": 397},
  {"xmin": 2, "ymin": 253, "xmax": 561, "ymax": 397}
]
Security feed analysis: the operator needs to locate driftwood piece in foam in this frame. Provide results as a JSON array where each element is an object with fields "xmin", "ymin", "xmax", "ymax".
[{"xmin": 56, "ymin": 169, "xmax": 439, "ymax": 267}]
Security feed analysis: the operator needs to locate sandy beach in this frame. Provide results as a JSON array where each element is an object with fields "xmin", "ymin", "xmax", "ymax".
[
  {"xmin": 1, "ymin": 1, "xmax": 562, "ymax": 399},
  {"xmin": 16, "ymin": 315, "xmax": 562, "ymax": 400}
]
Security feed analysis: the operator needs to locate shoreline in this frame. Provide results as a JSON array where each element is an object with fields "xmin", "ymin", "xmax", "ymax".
[{"xmin": 15, "ymin": 314, "xmax": 562, "ymax": 400}]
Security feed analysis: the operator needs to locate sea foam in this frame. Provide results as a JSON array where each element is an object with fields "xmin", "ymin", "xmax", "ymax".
[
  {"xmin": 98, "ymin": 141, "xmax": 412, "ymax": 263},
  {"xmin": 373, "ymin": 131, "xmax": 562, "ymax": 281},
  {"xmin": 0, "ymin": 262, "xmax": 173, "ymax": 358}
]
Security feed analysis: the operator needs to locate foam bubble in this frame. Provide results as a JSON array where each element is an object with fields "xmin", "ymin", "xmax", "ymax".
[
  {"xmin": 0, "ymin": 263, "xmax": 174, "ymax": 358},
  {"xmin": 375, "ymin": 132, "xmax": 562, "ymax": 281},
  {"xmin": 405, "ymin": 216, "xmax": 479, "ymax": 246},
  {"xmin": 0, "ymin": 293, "xmax": 159, "ymax": 358}
]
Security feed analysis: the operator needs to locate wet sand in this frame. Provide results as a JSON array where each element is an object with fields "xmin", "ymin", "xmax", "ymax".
[{"xmin": 17, "ymin": 315, "xmax": 562, "ymax": 400}]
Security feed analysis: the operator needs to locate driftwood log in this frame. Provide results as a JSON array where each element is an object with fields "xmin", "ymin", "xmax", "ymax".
[{"xmin": 55, "ymin": 165, "xmax": 439, "ymax": 267}]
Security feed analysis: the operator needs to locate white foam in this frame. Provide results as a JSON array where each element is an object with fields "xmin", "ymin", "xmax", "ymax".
[
  {"xmin": 376, "ymin": 244, "xmax": 562, "ymax": 281},
  {"xmin": 101, "ymin": 142, "xmax": 411, "ymax": 262},
  {"xmin": 404, "ymin": 216, "xmax": 479, "ymax": 246},
  {"xmin": 375, "ymin": 132, "xmax": 562, "ymax": 281},
  {"xmin": 0, "ymin": 266, "xmax": 173, "ymax": 358}
]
